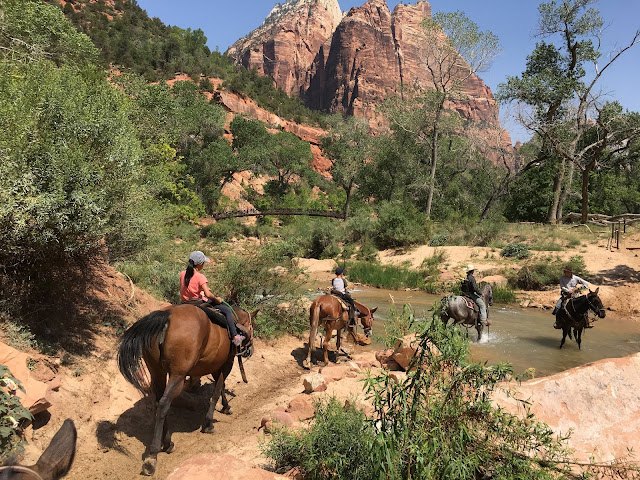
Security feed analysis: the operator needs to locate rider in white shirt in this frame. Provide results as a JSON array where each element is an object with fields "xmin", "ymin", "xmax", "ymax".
[
  {"xmin": 552, "ymin": 265, "xmax": 590, "ymax": 328},
  {"xmin": 331, "ymin": 267, "xmax": 359, "ymax": 323}
]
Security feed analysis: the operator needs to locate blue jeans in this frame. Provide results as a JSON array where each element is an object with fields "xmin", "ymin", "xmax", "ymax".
[
  {"xmin": 210, "ymin": 302, "xmax": 238, "ymax": 338},
  {"xmin": 473, "ymin": 296, "xmax": 487, "ymax": 324}
]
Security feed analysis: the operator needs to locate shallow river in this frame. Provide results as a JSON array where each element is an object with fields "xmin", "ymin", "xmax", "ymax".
[{"xmin": 309, "ymin": 285, "xmax": 640, "ymax": 377}]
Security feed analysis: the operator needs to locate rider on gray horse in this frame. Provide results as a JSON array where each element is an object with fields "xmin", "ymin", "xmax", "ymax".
[{"xmin": 461, "ymin": 264, "xmax": 488, "ymax": 327}]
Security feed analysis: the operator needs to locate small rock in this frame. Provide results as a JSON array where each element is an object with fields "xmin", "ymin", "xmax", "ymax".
[
  {"xmin": 286, "ymin": 396, "xmax": 315, "ymax": 421},
  {"xmin": 303, "ymin": 373, "xmax": 326, "ymax": 393},
  {"xmin": 389, "ymin": 372, "xmax": 407, "ymax": 384},
  {"xmin": 319, "ymin": 365, "xmax": 348, "ymax": 382}
]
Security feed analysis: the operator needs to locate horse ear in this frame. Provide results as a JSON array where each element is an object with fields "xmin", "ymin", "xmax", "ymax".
[
  {"xmin": 34, "ymin": 419, "xmax": 77, "ymax": 478},
  {"xmin": 595, "ymin": 287, "xmax": 599, "ymax": 294},
  {"xmin": 370, "ymin": 307, "xmax": 378, "ymax": 314},
  {"xmin": 250, "ymin": 309, "xmax": 259, "ymax": 320}
]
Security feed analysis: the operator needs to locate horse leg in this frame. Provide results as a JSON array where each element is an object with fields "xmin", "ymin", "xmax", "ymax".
[
  {"xmin": 219, "ymin": 359, "xmax": 235, "ymax": 415},
  {"xmin": 576, "ymin": 327, "xmax": 583, "ymax": 350},
  {"xmin": 560, "ymin": 326, "xmax": 568, "ymax": 349},
  {"xmin": 476, "ymin": 324, "xmax": 483, "ymax": 342},
  {"xmin": 142, "ymin": 374, "xmax": 185, "ymax": 476},
  {"xmin": 202, "ymin": 371, "xmax": 226, "ymax": 434},
  {"xmin": 321, "ymin": 326, "xmax": 332, "ymax": 366},
  {"xmin": 304, "ymin": 304, "xmax": 321, "ymax": 370}
]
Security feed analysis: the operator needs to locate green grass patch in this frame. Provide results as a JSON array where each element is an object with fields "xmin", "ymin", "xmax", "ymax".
[
  {"xmin": 347, "ymin": 261, "xmax": 425, "ymax": 290},
  {"xmin": 491, "ymin": 286, "xmax": 517, "ymax": 303}
]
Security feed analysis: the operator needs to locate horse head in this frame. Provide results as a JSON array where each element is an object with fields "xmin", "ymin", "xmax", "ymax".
[
  {"xmin": 0, "ymin": 419, "xmax": 76, "ymax": 480},
  {"xmin": 358, "ymin": 306, "xmax": 377, "ymax": 338},
  {"xmin": 587, "ymin": 288, "xmax": 606, "ymax": 319},
  {"xmin": 482, "ymin": 284, "xmax": 493, "ymax": 306}
]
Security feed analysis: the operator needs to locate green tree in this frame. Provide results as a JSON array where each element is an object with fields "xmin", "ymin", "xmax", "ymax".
[
  {"xmin": 320, "ymin": 115, "xmax": 371, "ymax": 219},
  {"xmin": 415, "ymin": 11, "xmax": 500, "ymax": 218},
  {"xmin": 498, "ymin": 0, "xmax": 640, "ymax": 223}
]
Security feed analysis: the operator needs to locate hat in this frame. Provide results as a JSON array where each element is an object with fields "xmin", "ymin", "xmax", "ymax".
[
  {"xmin": 335, "ymin": 267, "xmax": 344, "ymax": 275},
  {"xmin": 466, "ymin": 264, "xmax": 475, "ymax": 272},
  {"xmin": 563, "ymin": 265, "xmax": 573, "ymax": 273},
  {"xmin": 189, "ymin": 251, "xmax": 210, "ymax": 265}
]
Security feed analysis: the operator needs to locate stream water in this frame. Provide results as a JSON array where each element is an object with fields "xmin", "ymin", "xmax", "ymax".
[{"xmin": 308, "ymin": 285, "xmax": 640, "ymax": 378}]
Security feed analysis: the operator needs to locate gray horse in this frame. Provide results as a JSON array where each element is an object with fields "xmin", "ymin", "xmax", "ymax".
[{"xmin": 440, "ymin": 284, "xmax": 493, "ymax": 341}]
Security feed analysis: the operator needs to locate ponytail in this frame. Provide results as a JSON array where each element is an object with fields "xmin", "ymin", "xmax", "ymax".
[{"xmin": 184, "ymin": 259, "xmax": 195, "ymax": 287}]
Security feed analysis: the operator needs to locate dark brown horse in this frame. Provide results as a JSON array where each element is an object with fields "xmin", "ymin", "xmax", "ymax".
[
  {"xmin": 0, "ymin": 419, "xmax": 76, "ymax": 480},
  {"xmin": 117, "ymin": 304, "xmax": 256, "ymax": 476},
  {"xmin": 303, "ymin": 296, "xmax": 376, "ymax": 369},
  {"xmin": 556, "ymin": 288, "xmax": 605, "ymax": 349}
]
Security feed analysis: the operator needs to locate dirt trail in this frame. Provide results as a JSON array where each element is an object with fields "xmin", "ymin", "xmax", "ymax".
[{"xmin": 22, "ymin": 335, "xmax": 308, "ymax": 479}]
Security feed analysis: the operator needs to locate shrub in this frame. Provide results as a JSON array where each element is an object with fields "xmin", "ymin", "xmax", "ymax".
[
  {"xmin": 0, "ymin": 365, "xmax": 33, "ymax": 460},
  {"xmin": 429, "ymin": 232, "xmax": 450, "ymax": 246},
  {"xmin": 501, "ymin": 243, "xmax": 531, "ymax": 259},
  {"xmin": 373, "ymin": 201, "xmax": 428, "ymax": 249},
  {"xmin": 491, "ymin": 285, "xmax": 517, "ymax": 303},
  {"xmin": 510, "ymin": 255, "xmax": 588, "ymax": 290},
  {"xmin": 265, "ymin": 309, "xmax": 579, "ymax": 479},
  {"xmin": 262, "ymin": 397, "xmax": 377, "ymax": 479},
  {"xmin": 201, "ymin": 221, "xmax": 242, "ymax": 242}
]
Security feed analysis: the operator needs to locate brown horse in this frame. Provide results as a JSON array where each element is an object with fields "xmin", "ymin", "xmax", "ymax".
[
  {"xmin": 0, "ymin": 419, "xmax": 76, "ymax": 480},
  {"xmin": 303, "ymin": 296, "xmax": 376, "ymax": 369},
  {"xmin": 117, "ymin": 304, "xmax": 256, "ymax": 476}
]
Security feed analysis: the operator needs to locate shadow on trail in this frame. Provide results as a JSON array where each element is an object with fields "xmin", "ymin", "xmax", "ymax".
[
  {"xmin": 291, "ymin": 342, "xmax": 347, "ymax": 369},
  {"xmin": 96, "ymin": 381, "xmax": 236, "ymax": 456},
  {"xmin": 592, "ymin": 265, "xmax": 640, "ymax": 286}
]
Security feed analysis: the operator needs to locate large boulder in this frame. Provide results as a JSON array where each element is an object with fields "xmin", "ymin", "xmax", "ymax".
[
  {"xmin": 493, "ymin": 353, "xmax": 640, "ymax": 463},
  {"xmin": 392, "ymin": 334, "xmax": 440, "ymax": 371},
  {"xmin": 166, "ymin": 453, "xmax": 286, "ymax": 479},
  {"xmin": 292, "ymin": 258, "xmax": 338, "ymax": 273}
]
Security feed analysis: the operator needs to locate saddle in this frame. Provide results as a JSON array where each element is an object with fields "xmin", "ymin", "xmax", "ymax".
[
  {"xmin": 461, "ymin": 295, "xmax": 479, "ymax": 312},
  {"xmin": 182, "ymin": 300, "xmax": 235, "ymax": 336}
]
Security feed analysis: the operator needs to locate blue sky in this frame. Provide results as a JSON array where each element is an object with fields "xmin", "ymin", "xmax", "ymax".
[{"xmin": 136, "ymin": 0, "xmax": 640, "ymax": 144}]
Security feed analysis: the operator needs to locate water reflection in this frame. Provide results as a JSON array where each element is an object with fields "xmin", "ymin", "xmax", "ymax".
[{"xmin": 308, "ymin": 285, "xmax": 640, "ymax": 378}]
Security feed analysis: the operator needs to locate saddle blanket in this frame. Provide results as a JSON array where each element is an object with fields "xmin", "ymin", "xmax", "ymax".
[
  {"xmin": 329, "ymin": 293, "xmax": 350, "ymax": 312},
  {"xmin": 461, "ymin": 296, "xmax": 477, "ymax": 311}
]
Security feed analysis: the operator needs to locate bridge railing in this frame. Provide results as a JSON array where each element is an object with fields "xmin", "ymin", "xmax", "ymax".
[{"xmin": 211, "ymin": 208, "xmax": 346, "ymax": 221}]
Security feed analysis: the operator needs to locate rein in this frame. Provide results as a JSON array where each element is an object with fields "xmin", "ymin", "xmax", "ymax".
[{"xmin": 0, "ymin": 466, "xmax": 43, "ymax": 480}]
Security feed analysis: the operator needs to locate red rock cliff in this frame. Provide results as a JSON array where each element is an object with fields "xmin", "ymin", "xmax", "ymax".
[{"xmin": 228, "ymin": 0, "xmax": 514, "ymax": 162}]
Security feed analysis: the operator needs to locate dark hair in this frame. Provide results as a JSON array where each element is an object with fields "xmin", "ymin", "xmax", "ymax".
[{"xmin": 184, "ymin": 259, "xmax": 195, "ymax": 287}]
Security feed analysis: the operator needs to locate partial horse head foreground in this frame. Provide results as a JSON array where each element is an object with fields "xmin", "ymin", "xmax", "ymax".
[
  {"xmin": 440, "ymin": 284, "xmax": 493, "ymax": 342},
  {"xmin": 557, "ymin": 288, "xmax": 605, "ymax": 349},
  {"xmin": 304, "ymin": 295, "xmax": 377, "ymax": 369},
  {"xmin": 0, "ymin": 419, "xmax": 76, "ymax": 480},
  {"xmin": 117, "ymin": 304, "xmax": 256, "ymax": 476}
]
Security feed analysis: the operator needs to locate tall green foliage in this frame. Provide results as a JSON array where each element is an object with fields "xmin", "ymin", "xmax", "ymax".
[{"xmin": 265, "ymin": 311, "xmax": 578, "ymax": 479}]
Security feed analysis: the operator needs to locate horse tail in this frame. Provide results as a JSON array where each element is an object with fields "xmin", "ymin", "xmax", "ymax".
[{"xmin": 117, "ymin": 309, "xmax": 171, "ymax": 395}]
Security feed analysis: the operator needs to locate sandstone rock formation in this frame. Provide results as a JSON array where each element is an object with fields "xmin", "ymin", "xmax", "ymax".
[
  {"xmin": 493, "ymin": 353, "xmax": 640, "ymax": 463},
  {"xmin": 227, "ymin": 0, "xmax": 343, "ymax": 97},
  {"xmin": 228, "ymin": 0, "xmax": 514, "ymax": 162}
]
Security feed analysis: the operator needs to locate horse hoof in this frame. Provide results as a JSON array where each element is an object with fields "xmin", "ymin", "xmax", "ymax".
[
  {"xmin": 319, "ymin": 361, "xmax": 328, "ymax": 367},
  {"xmin": 162, "ymin": 441, "xmax": 175, "ymax": 454},
  {"xmin": 302, "ymin": 359, "xmax": 311, "ymax": 370},
  {"xmin": 141, "ymin": 458, "xmax": 156, "ymax": 476},
  {"xmin": 222, "ymin": 407, "xmax": 232, "ymax": 415},
  {"xmin": 201, "ymin": 425, "xmax": 214, "ymax": 434}
]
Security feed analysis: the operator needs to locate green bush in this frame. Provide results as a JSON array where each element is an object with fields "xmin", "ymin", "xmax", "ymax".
[
  {"xmin": 373, "ymin": 201, "xmax": 428, "ymax": 249},
  {"xmin": 265, "ymin": 310, "xmax": 579, "ymax": 479},
  {"xmin": 501, "ymin": 243, "xmax": 531, "ymax": 259},
  {"xmin": 0, "ymin": 365, "xmax": 33, "ymax": 460},
  {"xmin": 491, "ymin": 285, "xmax": 517, "ymax": 303},
  {"xmin": 201, "ymin": 221, "xmax": 242, "ymax": 242},
  {"xmin": 262, "ymin": 398, "xmax": 377, "ymax": 479},
  {"xmin": 429, "ymin": 232, "xmax": 450, "ymax": 246},
  {"xmin": 509, "ymin": 255, "xmax": 588, "ymax": 290}
]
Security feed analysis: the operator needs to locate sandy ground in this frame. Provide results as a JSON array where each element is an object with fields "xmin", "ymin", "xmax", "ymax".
[
  {"xmin": 378, "ymin": 231, "xmax": 640, "ymax": 319},
  {"xmin": 11, "ymin": 230, "xmax": 640, "ymax": 478}
]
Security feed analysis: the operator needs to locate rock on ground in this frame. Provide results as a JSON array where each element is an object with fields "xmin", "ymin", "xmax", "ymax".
[{"xmin": 493, "ymin": 353, "xmax": 640, "ymax": 463}]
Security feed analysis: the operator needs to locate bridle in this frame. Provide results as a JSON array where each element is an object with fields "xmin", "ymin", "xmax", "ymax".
[
  {"xmin": 0, "ymin": 465, "xmax": 43, "ymax": 480},
  {"xmin": 586, "ymin": 295, "xmax": 606, "ymax": 318}
]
